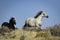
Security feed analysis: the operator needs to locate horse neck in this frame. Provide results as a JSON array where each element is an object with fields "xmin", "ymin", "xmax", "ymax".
[
  {"xmin": 36, "ymin": 15, "xmax": 43, "ymax": 21},
  {"xmin": 9, "ymin": 23, "xmax": 14, "ymax": 26}
]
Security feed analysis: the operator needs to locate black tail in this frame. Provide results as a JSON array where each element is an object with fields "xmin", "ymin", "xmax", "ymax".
[{"xmin": 22, "ymin": 23, "xmax": 27, "ymax": 30}]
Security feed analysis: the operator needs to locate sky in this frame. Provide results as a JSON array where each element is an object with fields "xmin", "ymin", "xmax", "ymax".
[{"xmin": 0, "ymin": 0, "xmax": 60, "ymax": 29}]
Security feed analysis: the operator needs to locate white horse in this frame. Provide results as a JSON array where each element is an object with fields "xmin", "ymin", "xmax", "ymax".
[{"xmin": 23, "ymin": 11, "xmax": 48, "ymax": 30}]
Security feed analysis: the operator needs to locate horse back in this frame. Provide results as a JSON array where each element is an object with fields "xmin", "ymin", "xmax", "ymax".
[{"xmin": 1, "ymin": 22, "xmax": 9, "ymax": 27}]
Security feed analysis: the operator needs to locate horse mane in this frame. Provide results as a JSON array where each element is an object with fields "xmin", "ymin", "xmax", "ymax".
[{"xmin": 34, "ymin": 11, "xmax": 43, "ymax": 18}]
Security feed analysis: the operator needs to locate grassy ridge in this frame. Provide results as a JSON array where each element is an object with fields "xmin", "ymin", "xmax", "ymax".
[
  {"xmin": 0, "ymin": 29, "xmax": 60, "ymax": 40},
  {"xmin": 0, "ymin": 24, "xmax": 60, "ymax": 40}
]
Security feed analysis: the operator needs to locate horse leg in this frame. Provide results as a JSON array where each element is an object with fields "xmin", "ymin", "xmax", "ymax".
[{"xmin": 35, "ymin": 23, "xmax": 42, "ymax": 31}]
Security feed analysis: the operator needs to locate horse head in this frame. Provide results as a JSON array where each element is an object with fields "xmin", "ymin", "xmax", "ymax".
[
  {"xmin": 34, "ymin": 11, "xmax": 48, "ymax": 18},
  {"xmin": 9, "ymin": 17, "xmax": 16, "ymax": 25},
  {"xmin": 40, "ymin": 11, "xmax": 48, "ymax": 18}
]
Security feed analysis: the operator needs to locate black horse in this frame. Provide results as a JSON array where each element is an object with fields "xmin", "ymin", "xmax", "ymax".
[{"xmin": 1, "ymin": 17, "xmax": 16, "ymax": 30}]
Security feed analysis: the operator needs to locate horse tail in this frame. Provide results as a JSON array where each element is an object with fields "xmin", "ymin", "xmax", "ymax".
[
  {"xmin": 23, "ymin": 18, "xmax": 30, "ymax": 30},
  {"xmin": 23, "ymin": 23, "xmax": 27, "ymax": 30}
]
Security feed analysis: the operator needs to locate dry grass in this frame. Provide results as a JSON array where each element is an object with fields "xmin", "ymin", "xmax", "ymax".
[{"xmin": 0, "ymin": 29, "xmax": 60, "ymax": 40}]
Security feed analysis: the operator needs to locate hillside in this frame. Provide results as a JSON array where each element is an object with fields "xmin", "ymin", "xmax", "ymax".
[
  {"xmin": 0, "ymin": 24, "xmax": 60, "ymax": 40},
  {"xmin": 0, "ymin": 29, "xmax": 60, "ymax": 40}
]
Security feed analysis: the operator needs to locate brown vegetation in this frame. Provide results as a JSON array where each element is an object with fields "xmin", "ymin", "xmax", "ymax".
[{"xmin": 0, "ymin": 24, "xmax": 60, "ymax": 40}]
